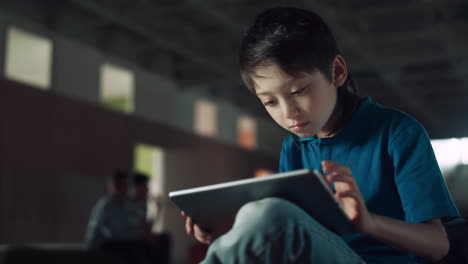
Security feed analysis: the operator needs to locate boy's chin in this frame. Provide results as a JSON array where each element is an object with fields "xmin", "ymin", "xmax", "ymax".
[
  {"xmin": 292, "ymin": 130, "xmax": 316, "ymax": 138},
  {"xmin": 284, "ymin": 125, "xmax": 317, "ymax": 138}
]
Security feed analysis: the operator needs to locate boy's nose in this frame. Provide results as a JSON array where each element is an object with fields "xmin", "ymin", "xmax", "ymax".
[{"xmin": 282, "ymin": 103, "xmax": 300, "ymax": 119}]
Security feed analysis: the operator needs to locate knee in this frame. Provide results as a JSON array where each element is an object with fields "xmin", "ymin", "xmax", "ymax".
[{"xmin": 234, "ymin": 197, "xmax": 298, "ymax": 227}]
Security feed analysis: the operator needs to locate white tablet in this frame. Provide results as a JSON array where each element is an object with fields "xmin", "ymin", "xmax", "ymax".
[{"xmin": 169, "ymin": 169, "xmax": 354, "ymax": 236}]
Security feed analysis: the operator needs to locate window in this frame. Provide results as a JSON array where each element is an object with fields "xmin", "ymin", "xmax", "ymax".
[
  {"xmin": 5, "ymin": 26, "xmax": 53, "ymax": 89},
  {"xmin": 134, "ymin": 143, "xmax": 165, "ymax": 232},
  {"xmin": 237, "ymin": 115, "xmax": 257, "ymax": 150},
  {"xmin": 193, "ymin": 99, "xmax": 218, "ymax": 138},
  {"xmin": 99, "ymin": 63, "xmax": 134, "ymax": 113},
  {"xmin": 431, "ymin": 138, "xmax": 468, "ymax": 175}
]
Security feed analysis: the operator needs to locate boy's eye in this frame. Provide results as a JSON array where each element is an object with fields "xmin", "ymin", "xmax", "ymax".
[
  {"xmin": 291, "ymin": 86, "xmax": 307, "ymax": 95},
  {"xmin": 263, "ymin": 100, "xmax": 277, "ymax": 106}
]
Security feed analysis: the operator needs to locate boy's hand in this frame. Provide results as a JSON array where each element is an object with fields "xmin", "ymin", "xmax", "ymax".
[
  {"xmin": 181, "ymin": 211, "xmax": 215, "ymax": 245},
  {"xmin": 321, "ymin": 160, "xmax": 376, "ymax": 234}
]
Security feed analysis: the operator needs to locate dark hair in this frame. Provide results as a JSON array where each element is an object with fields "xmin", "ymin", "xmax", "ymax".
[
  {"xmin": 239, "ymin": 7, "xmax": 361, "ymax": 137},
  {"xmin": 133, "ymin": 172, "xmax": 149, "ymax": 186},
  {"xmin": 111, "ymin": 169, "xmax": 129, "ymax": 184}
]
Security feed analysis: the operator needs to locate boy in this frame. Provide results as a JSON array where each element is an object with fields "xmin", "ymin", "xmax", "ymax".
[{"xmin": 182, "ymin": 7, "xmax": 459, "ymax": 263}]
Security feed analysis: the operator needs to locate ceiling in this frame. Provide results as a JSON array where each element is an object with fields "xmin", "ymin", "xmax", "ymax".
[{"xmin": 2, "ymin": 0, "xmax": 468, "ymax": 138}]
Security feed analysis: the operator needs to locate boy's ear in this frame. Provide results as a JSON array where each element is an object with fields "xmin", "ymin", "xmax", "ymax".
[{"xmin": 332, "ymin": 55, "xmax": 348, "ymax": 87}]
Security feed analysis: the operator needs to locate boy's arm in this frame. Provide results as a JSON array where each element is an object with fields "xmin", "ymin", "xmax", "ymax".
[
  {"xmin": 366, "ymin": 214, "xmax": 449, "ymax": 262},
  {"xmin": 322, "ymin": 160, "xmax": 449, "ymax": 262}
]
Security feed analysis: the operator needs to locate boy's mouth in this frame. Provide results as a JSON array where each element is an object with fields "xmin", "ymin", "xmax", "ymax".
[{"xmin": 289, "ymin": 122, "xmax": 310, "ymax": 132}]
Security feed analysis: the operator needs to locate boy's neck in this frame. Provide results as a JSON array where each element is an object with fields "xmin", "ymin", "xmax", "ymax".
[
  {"xmin": 316, "ymin": 107, "xmax": 340, "ymax": 139},
  {"xmin": 316, "ymin": 95, "xmax": 363, "ymax": 139}
]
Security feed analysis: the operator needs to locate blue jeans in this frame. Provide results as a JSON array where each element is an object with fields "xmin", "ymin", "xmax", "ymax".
[{"xmin": 200, "ymin": 197, "xmax": 365, "ymax": 264}]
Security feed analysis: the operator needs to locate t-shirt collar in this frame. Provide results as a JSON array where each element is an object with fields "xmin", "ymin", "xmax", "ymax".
[{"xmin": 297, "ymin": 96, "xmax": 372, "ymax": 144}]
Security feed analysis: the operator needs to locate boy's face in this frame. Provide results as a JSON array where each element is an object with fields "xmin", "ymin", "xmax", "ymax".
[{"xmin": 252, "ymin": 63, "xmax": 339, "ymax": 138}]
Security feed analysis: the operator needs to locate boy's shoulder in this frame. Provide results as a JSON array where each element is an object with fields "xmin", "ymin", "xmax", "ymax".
[
  {"xmin": 279, "ymin": 98, "xmax": 429, "ymax": 149},
  {"xmin": 367, "ymin": 99, "xmax": 425, "ymax": 133}
]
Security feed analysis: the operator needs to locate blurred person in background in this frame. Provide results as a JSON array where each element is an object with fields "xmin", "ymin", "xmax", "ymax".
[
  {"xmin": 85, "ymin": 169, "xmax": 150, "ymax": 264},
  {"xmin": 85, "ymin": 169, "xmax": 142, "ymax": 249},
  {"xmin": 131, "ymin": 171, "xmax": 171, "ymax": 264}
]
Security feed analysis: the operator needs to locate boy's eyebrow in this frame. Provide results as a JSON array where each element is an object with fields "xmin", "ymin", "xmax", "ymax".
[
  {"xmin": 255, "ymin": 77, "xmax": 305, "ymax": 96},
  {"xmin": 255, "ymin": 91, "xmax": 271, "ymax": 96}
]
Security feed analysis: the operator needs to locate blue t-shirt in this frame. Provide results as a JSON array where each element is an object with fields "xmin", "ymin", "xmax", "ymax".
[{"xmin": 279, "ymin": 97, "xmax": 459, "ymax": 263}]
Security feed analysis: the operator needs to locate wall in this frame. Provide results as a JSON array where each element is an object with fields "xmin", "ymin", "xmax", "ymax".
[
  {"xmin": 0, "ymin": 11, "xmax": 287, "ymax": 264},
  {"xmin": 0, "ymin": 79, "xmax": 279, "ymax": 264},
  {"xmin": 0, "ymin": 11, "xmax": 287, "ymax": 157}
]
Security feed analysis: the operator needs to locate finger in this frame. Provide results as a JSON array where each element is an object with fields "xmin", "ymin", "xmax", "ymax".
[
  {"xmin": 185, "ymin": 217, "xmax": 194, "ymax": 236},
  {"xmin": 327, "ymin": 173, "xmax": 356, "ymax": 185},
  {"xmin": 324, "ymin": 164, "xmax": 351, "ymax": 175},
  {"xmin": 181, "ymin": 211, "xmax": 186, "ymax": 217},
  {"xmin": 335, "ymin": 190, "xmax": 365, "ymax": 207},
  {"xmin": 195, "ymin": 235, "xmax": 212, "ymax": 245},
  {"xmin": 322, "ymin": 161, "xmax": 351, "ymax": 175},
  {"xmin": 194, "ymin": 225, "xmax": 213, "ymax": 245},
  {"xmin": 336, "ymin": 190, "xmax": 360, "ymax": 199},
  {"xmin": 194, "ymin": 225, "xmax": 212, "ymax": 241},
  {"xmin": 329, "ymin": 177, "xmax": 358, "ymax": 194},
  {"xmin": 185, "ymin": 217, "xmax": 190, "ymax": 235}
]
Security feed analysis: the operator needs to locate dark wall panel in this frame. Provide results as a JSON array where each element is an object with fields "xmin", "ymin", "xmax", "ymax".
[{"xmin": 0, "ymin": 78, "xmax": 278, "ymax": 245}]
